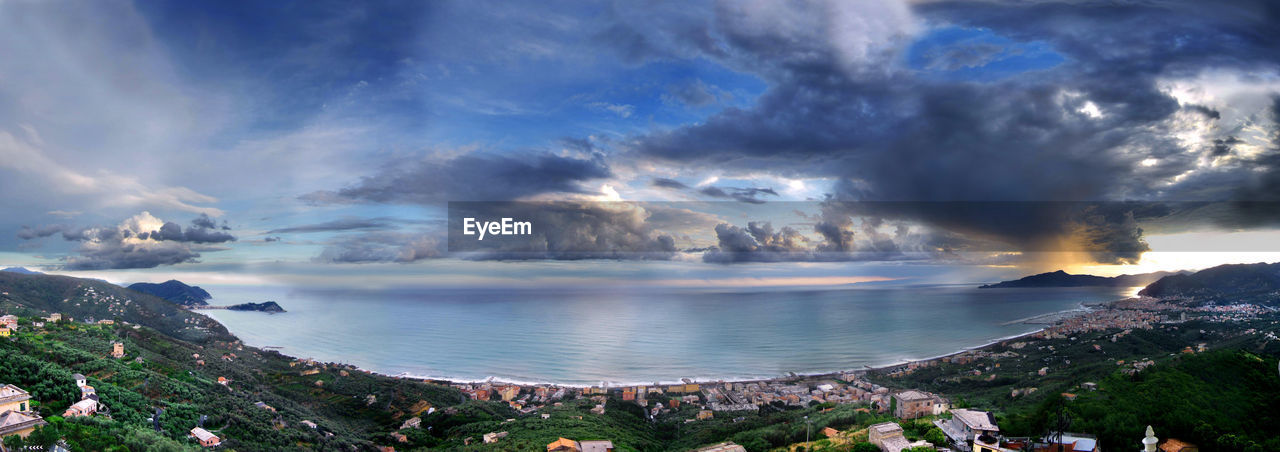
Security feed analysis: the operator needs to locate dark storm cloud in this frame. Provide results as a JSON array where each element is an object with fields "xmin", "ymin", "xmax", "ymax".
[
  {"xmin": 16, "ymin": 224, "xmax": 66, "ymax": 240},
  {"xmin": 1185, "ymin": 105, "xmax": 1222, "ymax": 120},
  {"xmin": 268, "ymin": 217, "xmax": 404, "ymax": 234},
  {"xmin": 16, "ymin": 213, "xmax": 236, "ymax": 269},
  {"xmin": 448, "ymin": 202, "xmax": 678, "ymax": 260},
  {"xmin": 1211, "ymin": 137, "xmax": 1244, "ymax": 156},
  {"xmin": 1221, "ymin": 96, "xmax": 1280, "ymax": 226},
  {"xmin": 651, "ymin": 178, "xmax": 690, "ymax": 190},
  {"xmin": 698, "ymin": 186, "xmax": 778, "ymax": 204},
  {"xmin": 145, "ymin": 220, "xmax": 236, "ymax": 244},
  {"xmin": 703, "ymin": 222, "xmax": 811, "ymax": 263},
  {"xmin": 191, "ymin": 213, "xmax": 218, "ymax": 229},
  {"xmin": 651, "ymin": 178, "xmax": 779, "ymax": 204},
  {"xmin": 304, "ymin": 152, "xmax": 611, "ymax": 204},
  {"xmin": 316, "ymin": 231, "xmax": 445, "ymax": 264},
  {"xmin": 618, "ymin": 0, "xmax": 1280, "ymax": 263}
]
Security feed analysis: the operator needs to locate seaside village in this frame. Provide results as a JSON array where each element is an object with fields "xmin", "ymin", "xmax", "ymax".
[
  {"xmin": 1, "ymin": 296, "xmax": 1263, "ymax": 451},
  {"xmin": 446, "ymin": 374, "xmax": 1198, "ymax": 452},
  {"xmin": 441, "ymin": 298, "xmax": 1227, "ymax": 452}
]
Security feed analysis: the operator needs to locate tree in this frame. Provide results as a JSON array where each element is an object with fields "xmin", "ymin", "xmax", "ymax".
[
  {"xmin": 924, "ymin": 427, "xmax": 947, "ymax": 446},
  {"xmin": 852, "ymin": 442, "xmax": 880, "ymax": 452}
]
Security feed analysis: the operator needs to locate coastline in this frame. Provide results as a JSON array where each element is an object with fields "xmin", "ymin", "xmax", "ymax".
[{"xmin": 261, "ymin": 308, "xmax": 1080, "ymax": 390}]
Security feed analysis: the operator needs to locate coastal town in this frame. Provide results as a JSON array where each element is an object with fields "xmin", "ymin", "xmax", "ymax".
[{"xmin": 2, "ymin": 275, "xmax": 1277, "ymax": 451}]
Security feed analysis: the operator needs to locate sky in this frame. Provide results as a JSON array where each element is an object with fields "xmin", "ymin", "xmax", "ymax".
[{"xmin": 2, "ymin": 0, "xmax": 1280, "ymax": 289}]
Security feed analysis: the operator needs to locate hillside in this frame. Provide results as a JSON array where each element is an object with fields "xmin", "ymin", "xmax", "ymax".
[
  {"xmin": 1, "ymin": 267, "xmax": 44, "ymax": 275},
  {"xmin": 126, "ymin": 280, "xmax": 212, "ymax": 307},
  {"xmin": 0, "ymin": 272, "xmax": 232, "ymax": 344},
  {"xmin": 980, "ymin": 270, "xmax": 1177, "ymax": 289},
  {"xmin": 0, "ymin": 314, "xmax": 467, "ymax": 450},
  {"xmin": 1138, "ymin": 262, "xmax": 1280, "ymax": 300}
]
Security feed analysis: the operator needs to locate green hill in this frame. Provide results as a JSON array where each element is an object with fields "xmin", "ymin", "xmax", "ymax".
[{"xmin": 0, "ymin": 272, "xmax": 232, "ymax": 343}]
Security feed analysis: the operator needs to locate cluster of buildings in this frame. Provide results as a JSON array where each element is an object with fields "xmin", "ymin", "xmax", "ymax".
[{"xmin": 1037, "ymin": 308, "xmax": 1161, "ymax": 338}]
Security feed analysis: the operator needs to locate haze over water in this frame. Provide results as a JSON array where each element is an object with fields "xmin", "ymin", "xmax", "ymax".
[{"xmin": 203, "ymin": 285, "xmax": 1134, "ymax": 385}]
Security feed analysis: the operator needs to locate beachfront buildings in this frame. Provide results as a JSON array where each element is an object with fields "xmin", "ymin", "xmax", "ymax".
[
  {"xmin": 936, "ymin": 408, "xmax": 1001, "ymax": 452},
  {"xmin": 892, "ymin": 389, "xmax": 948, "ymax": 419}
]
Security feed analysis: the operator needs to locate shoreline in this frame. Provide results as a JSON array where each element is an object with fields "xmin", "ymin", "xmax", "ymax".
[{"xmin": 279, "ymin": 311, "xmax": 1076, "ymax": 390}]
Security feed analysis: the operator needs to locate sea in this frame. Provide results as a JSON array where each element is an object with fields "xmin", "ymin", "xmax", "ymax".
[{"xmin": 200, "ymin": 284, "xmax": 1136, "ymax": 386}]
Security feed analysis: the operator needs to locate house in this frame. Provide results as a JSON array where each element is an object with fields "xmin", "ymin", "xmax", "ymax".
[
  {"xmin": 697, "ymin": 410, "xmax": 714, "ymax": 420},
  {"xmin": 46, "ymin": 313, "xmax": 62, "ymax": 323},
  {"xmin": 936, "ymin": 408, "xmax": 1001, "ymax": 452},
  {"xmin": 868, "ymin": 422, "xmax": 912, "ymax": 452},
  {"xmin": 690, "ymin": 442, "xmax": 747, "ymax": 452},
  {"xmin": 390, "ymin": 432, "xmax": 408, "ymax": 443},
  {"xmin": 483, "ymin": 431, "xmax": 509, "ymax": 444},
  {"xmin": 190, "ymin": 427, "xmax": 220, "ymax": 447},
  {"xmin": 547, "ymin": 437, "xmax": 581, "ymax": 452},
  {"xmin": 254, "ymin": 401, "xmax": 276, "ymax": 412},
  {"xmin": 97, "ymin": 319, "xmax": 114, "ymax": 325},
  {"xmin": 822, "ymin": 427, "xmax": 840, "ymax": 438},
  {"xmin": 111, "ymin": 341, "xmax": 124, "ymax": 358},
  {"xmin": 0, "ymin": 326, "xmax": 10, "ymax": 337},
  {"xmin": 300, "ymin": 420, "xmax": 318, "ymax": 429},
  {"xmin": 217, "ymin": 377, "xmax": 229, "ymax": 386},
  {"xmin": 400, "ymin": 416, "xmax": 421, "ymax": 429},
  {"xmin": 580, "ymin": 440, "xmax": 614, "ymax": 452},
  {"xmin": 1160, "ymin": 438, "xmax": 1199, "ymax": 452},
  {"xmin": 63, "ymin": 398, "xmax": 99, "ymax": 417},
  {"xmin": 0, "ymin": 385, "xmax": 33, "ymax": 413},
  {"xmin": 893, "ymin": 390, "xmax": 946, "ymax": 419},
  {"xmin": 0, "ymin": 409, "xmax": 47, "ymax": 439}
]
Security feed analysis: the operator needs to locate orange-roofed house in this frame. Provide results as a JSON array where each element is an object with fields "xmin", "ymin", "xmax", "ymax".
[
  {"xmin": 548, "ymin": 437, "xmax": 581, "ymax": 452},
  {"xmin": 822, "ymin": 427, "xmax": 840, "ymax": 438},
  {"xmin": 190, "ymin": 427, "xmax": 220, "ymax": 447}
]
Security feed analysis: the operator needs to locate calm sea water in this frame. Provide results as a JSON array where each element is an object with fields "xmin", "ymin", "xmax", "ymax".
[{"xmin": 201, "ymin": 284, "xmax": 1134, "ymax": 385}]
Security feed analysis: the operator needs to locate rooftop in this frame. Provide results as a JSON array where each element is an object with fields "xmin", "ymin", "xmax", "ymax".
[
  {"xmin": 0, "ymin": 384, "xmax": 31, "ymax": 404},
  {"xmin": 580, "ymin": 440, "xmax": 614, "ymax": 452},
  {"xmin": 869, "ymin": 421, "xmax": 905, "ymax": 435},
  {"xmin": 190, "ymin": 427, "xmax": 218, "ymax": 442},
  {"xmin": 0, "ymin": 410, "xmax": 47, "ymax": 436},
  {"xmin": 894, "ymin": 390, "xmax": 934, "ymax": 401},
  {"xmin": 952, "ymin": 408, "xmax": 1000, "ymax": 432}
]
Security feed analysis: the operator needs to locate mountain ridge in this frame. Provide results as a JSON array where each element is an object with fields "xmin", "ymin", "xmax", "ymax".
[{"xmin": 979, "ymin": 269, "xmax": 1180, "ymax": 289}]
